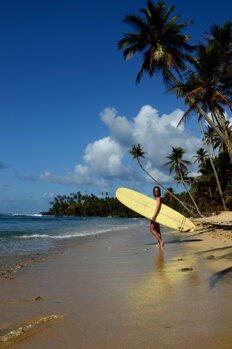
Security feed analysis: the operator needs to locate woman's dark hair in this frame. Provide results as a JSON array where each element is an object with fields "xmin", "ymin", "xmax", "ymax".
[{"xmin": 153, "ymin": 186, "xmax": 161, "ymax": 196}]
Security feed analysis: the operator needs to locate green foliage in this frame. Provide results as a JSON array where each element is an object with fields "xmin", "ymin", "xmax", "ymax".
[
  {"xmin": 162, "ymin": 189, "xmax": 194, "ymax": 216},
  {"xmin": 44, "ymin": 192, "xmax": 141, "ymax": 217},
  {"xmin": 118, "ymin": 0, "xmax": 194, "ymax": 84},
  {"xmin": 121, "ymin": 9, "xmax": 232, "ymax": 214},
  {"xmin": 192, "ymin": 150, "xmax": 232, "ymax": 211}
]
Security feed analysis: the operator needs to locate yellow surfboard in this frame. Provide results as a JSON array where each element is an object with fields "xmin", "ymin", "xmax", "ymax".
[{"xmin": 116, "ymin": 188, "xmax": 195, "ymax": 232}]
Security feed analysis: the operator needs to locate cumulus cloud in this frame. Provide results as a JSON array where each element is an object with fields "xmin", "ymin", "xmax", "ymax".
[
  {"xmin": 83, "ymin": 137, "xmax": 126, "ymax": 178},
  {"xmin": 18, "ymin": 105, "xmax": 202, "ymax": 192},
  {"xmin": 101, "ymin": 105, "xmax": 201, "ymax": 167},
  {"xmin": 100, "ymin": 108, "xmax": 134, "ymax": 146}
]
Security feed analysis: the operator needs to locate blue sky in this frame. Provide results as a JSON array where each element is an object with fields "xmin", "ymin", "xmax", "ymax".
[{"xmin": 0, "ymin": 0, "xmax": 231, "ymax": 214}]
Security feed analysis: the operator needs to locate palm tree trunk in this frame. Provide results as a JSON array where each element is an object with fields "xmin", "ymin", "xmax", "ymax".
[
  {"xmin": 215, "ymin": 108, "xmax": 232, "ymax": 163},
  {"xmin": 193, "ymin": 101, "xmax": 227, "ymax": 142},
  {"xmin": 209, "ymin": 187, "xmax": 212, "ymax": 197},
  {"xmin": 189, "ymin": 98, "xmax": 232, "ymax": 162},
  {"xmin": 200, "ymin": 120, "xmax": 228, "ymax": 210},
  {"xmin": 136, "ymin": 158, "xmax": 197, "ymax": 217},
  {"xmin": 167, "ymin": 75, "xmax": 232, "ymax": 162},
  {"xmin": 177, "ymin": 169, "xmax": 203, "ymax": 217}
]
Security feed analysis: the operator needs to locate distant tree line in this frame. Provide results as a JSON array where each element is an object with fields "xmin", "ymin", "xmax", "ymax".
[
  {"xmin": 43, "ymin": 192, "xmax": 141, "ymax": 217},
  {"xmin": 43, "ymin": 189, "xmax": 207, "ymax": 218}
]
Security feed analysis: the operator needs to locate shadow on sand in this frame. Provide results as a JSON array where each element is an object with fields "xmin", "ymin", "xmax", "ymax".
[
  {"xmin": 209, "ymin": 266, "xmax": 232, "ymax": 288},
  {"xmin": 145, "ymin": 239, "xmax": 202, "ymax": 246},
  {"xmin": 196, "ymin": 245, "xmax": 232, "ymax": 255}
]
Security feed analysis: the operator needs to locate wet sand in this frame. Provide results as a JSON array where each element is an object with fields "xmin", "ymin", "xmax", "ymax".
[{"xmin": 1, "ymin": 214, "xmax": 232, "ymax": 349}]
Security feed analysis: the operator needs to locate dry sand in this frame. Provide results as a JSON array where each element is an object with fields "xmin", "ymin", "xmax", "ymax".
[{"xmin": 0, "ymin": 212, "xmax": 232, "ymax": 349}]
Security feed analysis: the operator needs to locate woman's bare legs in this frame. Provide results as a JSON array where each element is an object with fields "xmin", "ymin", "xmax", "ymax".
[{"xmin": 150, "ymin": 221, "xmax": 164, "ymax": 247}]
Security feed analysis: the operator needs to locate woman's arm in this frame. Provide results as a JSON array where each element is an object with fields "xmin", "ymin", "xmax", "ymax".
[{"xmin": 151, "ymin": 197, "xmax": 162, "ymax": 221}]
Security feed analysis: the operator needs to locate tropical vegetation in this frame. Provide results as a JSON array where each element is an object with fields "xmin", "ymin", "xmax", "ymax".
[
  {"xmin": 46, "ymin": 1, "xmax": 231, "ymax": 218},
  {"xmin": 119, "ymin": 0, "xmax": 231, "ymax": 216},
  {"xmin": 43, "ymin": 192, "xmax": 141, "ymax": 217}
]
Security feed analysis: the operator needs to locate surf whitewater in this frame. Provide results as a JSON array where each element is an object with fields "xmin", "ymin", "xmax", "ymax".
[{"xmin": 0, "ymin": 215, "xmax": 147, "ymax": 257}]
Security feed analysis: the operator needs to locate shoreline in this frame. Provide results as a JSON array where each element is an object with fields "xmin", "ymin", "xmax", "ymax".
[
  {"xmin": 0, "ymin": 213, "xmax": 232, "ymax": 348},
  {"xmin": 0, "ymin": 220, "xmax": 148, "ymax": 280}
]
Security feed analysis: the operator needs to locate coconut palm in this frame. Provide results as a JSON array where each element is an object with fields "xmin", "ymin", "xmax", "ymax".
[
  {"xmin": 118, "ymin": 0, "xmax": 194, "ymax": 84},
  {"xmin": 174, "ymin": 168, "xmax": 194, "ymax": 186},
  {"xmin": 129, "ymin": 144, "xmax": 196, "ymax": 216},
  {"xmin": 173, "ymin": 22, "xmax": 232, "ymax": 161},
  {"xmin": 193, "ymin": 147, "xmax": 208, "ymax": 166},
  {"xmin": 119, "ymin": 3, "xmax": 231, "ymax": 157},
  {"xmin": 205, "ymin": 122, "xmax": 232, "ymax": 153},
  {"xmin": 163, "ymin": 146, "xmax": 203, "ymax": 216},
  {"xmin": 204, "ymin": 126, "xmax": 217, "ymax": 156},
  {"xmin": 206, "ymin": 21, "xmax": 232, "ymax": 76},
  {"xmin": 200, "ymin": 120, "xmax": 228, "ymax": 210},
  {"xmin": 198, "ymin": 125, "xmax": 227, "ymax": 208},
  {"xmin": 163, "ymin": 187, "xmax": 175, "ymax": 203},
  {"xmin": 214, "ymin": 151, "xmax": 232, "ymax": 188}
]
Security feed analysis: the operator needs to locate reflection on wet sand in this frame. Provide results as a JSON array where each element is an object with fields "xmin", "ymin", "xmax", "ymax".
[
  {"xmin": 128, "ymin": 247, "xmax": 199, "ymax": 320},
  {"xmin": 154, "ymin": 247, "xmax": 164, "ymax": 271},
  {"xmin": 153, "ymin": 247, "xmax": 173, "ymax": 297}
]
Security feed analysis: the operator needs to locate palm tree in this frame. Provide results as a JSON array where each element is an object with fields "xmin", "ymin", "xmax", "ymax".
[
  {"xmin": 163, "ymin": 187, "xmax": 175, "ymax": 203},
  {"xmin": 129, "ymin": 144, "xmax": 196, "ymax": 216},
  {"xmin": 205, "ymin": 122, "xmax": 232, "ymax": 153},
  {"xmin": 163, "ymin": 146, "xmax": 203, "ymax": 216},
  {"xmin": 206, "ymin": 22, "xmax": 232, "ymax": 96},
  {"xmin": 199, "ymin": 120, "xmax": 227, "ymax": 210},
  {"xmin": 119, "ymin": 3, "xmax": 231, "ymax": 157},
  {"xmin": 193, "ymin": 146, "xmax": 213, "ymax": 200},
  {"xmin": 173, "ymin": 22, "xmax": 232, "ymax": 161},
  {"xmin": 118, "ymin": 0, "xmax": 194, "ymax": 84},
  {"xmin": 174, "ymin": 168, "xmax": 194, "ymax": 185},
  {"xmin": 118, "ymin": 5, "xmax": 231, "ymax": 211},
  {"xmin": 193, "ymin": 147, "xmax": 208, "ymax": 166},
  {"xmin": 204, "ymin": 126, "xmax": 217, "ymax": 156}
]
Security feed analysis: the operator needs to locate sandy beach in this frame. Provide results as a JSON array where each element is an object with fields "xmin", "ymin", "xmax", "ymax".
[{"xmin": 1, "ymin": 212, "xmax": 232, "ymax": 349}]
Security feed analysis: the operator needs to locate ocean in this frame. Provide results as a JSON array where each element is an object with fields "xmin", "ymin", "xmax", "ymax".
[{"xmin": 0, "ymin": 215, "xmax": 147, "ymax": 258}]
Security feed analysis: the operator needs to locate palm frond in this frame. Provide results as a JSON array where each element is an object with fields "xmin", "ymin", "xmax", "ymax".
[{"xmin": 176, "ymin": 103, "xmax": 196, "ymax": 127}]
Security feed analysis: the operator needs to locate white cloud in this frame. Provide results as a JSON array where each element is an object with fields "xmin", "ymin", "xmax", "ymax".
[
  {"xmin": 42, "ymin": 192, "xmax": 55, "ymax": 199},
  {"xmin": 127, "ymin": 105, "xmax": 200, "ymax": 168},
  {"xmin": 100, "ymin": 108, "xmax": 134, "ymax": 146},
  {"xmin": 38, "ymin": 169, "xmax": 92, "ymax": 186},
  {"xmin": 83, "ymin": 137, "xmax": 126, "ymax": 177},
  {"xmin": 18, "ymin": 105, "xmax": 202, "ymax": 192},
  {"xmin": 145, "ymin": 161, "xmax": 172, "ymax": 184}
]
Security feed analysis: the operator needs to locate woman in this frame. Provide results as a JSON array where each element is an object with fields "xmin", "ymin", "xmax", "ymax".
[{"xmin": 150, "ymin": 186, "xmax": 163, "ymax": 247}]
